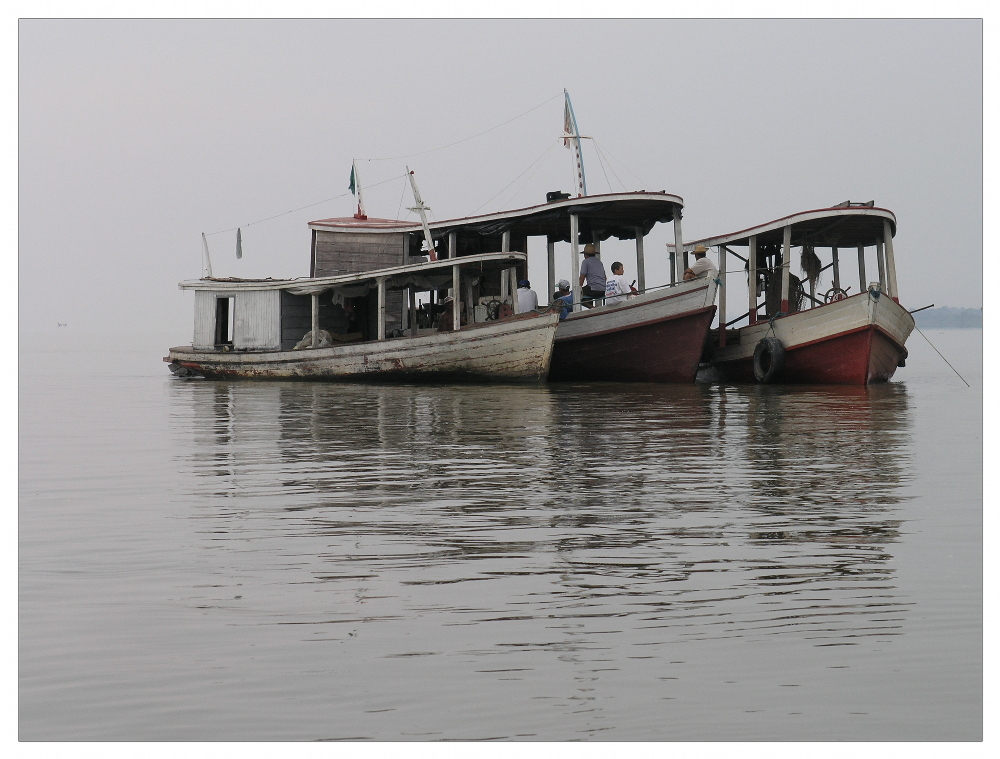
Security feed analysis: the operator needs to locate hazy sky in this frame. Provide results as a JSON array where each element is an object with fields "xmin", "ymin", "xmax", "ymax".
[{"xmin": 19, "ymin": 19, "xmax": 982, "ymax": 340}]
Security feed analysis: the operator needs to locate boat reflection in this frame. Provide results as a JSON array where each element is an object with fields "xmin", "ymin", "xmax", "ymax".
[{"xmin": 171, "ymin": 379, "xmax": 912, "ymax": 649}]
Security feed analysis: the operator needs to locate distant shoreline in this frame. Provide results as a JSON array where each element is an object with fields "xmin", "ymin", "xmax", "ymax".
[{"xmin": 913, "ymin": 307, "xmax": 982, "ymax": 329}]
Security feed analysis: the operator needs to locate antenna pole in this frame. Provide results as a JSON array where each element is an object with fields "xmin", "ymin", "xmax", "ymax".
[
  {"xmin": 563, "ymin": 90, "xmax": 588, "ymax": 197},
  {"xmin": 406, "ymin": 166, "xmax": 438, "ymax": 261}
]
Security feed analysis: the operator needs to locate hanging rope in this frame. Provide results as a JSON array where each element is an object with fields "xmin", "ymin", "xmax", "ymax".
[
  {"xmin": 591, "ymin": 137, "xmax": 649, "ymax": 189},
  {"xmin": 913, "ymin": 325, "xmax": 971, "ymax": 387},
  {"xmin": 470, "ymin": 139, "xmax": 561, "ymax": 215}
]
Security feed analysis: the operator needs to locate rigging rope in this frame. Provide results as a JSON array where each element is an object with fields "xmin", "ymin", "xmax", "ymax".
[{"xmin": 469, "ymin": 139, "xmax": 560, "ymax": 215}]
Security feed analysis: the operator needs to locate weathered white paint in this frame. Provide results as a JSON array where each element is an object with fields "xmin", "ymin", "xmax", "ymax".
[
  {"xmin": 635, "ymin": 227, "xmax": 646, "ymax": 293},
  {"xmin": 570, "ymin": 214, "xmax": 581, "ymax": 312},
  {"xmin": 448, "ymin": 230, "xmax": 457, "ymax": 260},
  {"xmin": 883, "ymin": 219, "xmax": 898, "ymax": 300},
  {"xmin": 169, "ymin": 313, "xmax": 561, "ymax": 381},
  {"xmin": 193, "ymin": 290, "xmax": 218, "ymax": 349},
  {"xmin": 669, "ymin": 251, "xmax": 676, "ymax": 285},
  {"xmin": 857, "ymin": 246, "xmax": 867, "ymax": 292},
  {"xmin": 501, "ymin": 230, "xmax": 510, "ymax": 253},
  {"xmin": 672, "ymin": 212, "xmax": 685, "ymax": 283},
  {"xmin": 748, "ymin": 236, "xmax": 758, "ymax": 324},
  {"xmin": 233, "ymin": 290, "xmax": 280, "ymax": 350},
  {"xmin": 409, "ymin": 287, "xmax": 417, "ymax": 337},
  {"xmin": 780, "ymin": 225, "xmax": 792, "ymax": 310},
  {"xmin": 832, "ymin": 246, "xmax": 841, "ymax": 291}
]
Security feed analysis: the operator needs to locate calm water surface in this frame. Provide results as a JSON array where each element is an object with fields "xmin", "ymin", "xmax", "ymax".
[{"xmin": 19, "ymin": 329, "xmax": 982, "ymax": 740}]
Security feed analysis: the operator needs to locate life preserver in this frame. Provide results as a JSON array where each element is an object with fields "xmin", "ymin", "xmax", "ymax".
[{"xmin": 753, "ymin": 336, "xmax": 786, "ymax": 383}]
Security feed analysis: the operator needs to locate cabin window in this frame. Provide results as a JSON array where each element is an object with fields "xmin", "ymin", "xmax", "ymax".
[{"xmin": 215, "ymin": 296, "xmax": 234, "ymax": 346}]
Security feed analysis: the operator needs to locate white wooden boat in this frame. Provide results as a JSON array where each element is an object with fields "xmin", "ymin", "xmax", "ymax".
[
  {"xmin": 165, "ymin": 252, "xmax": 559, "ymax": 382},
  {"xmin": 675, "ymin": 205, "xmax": 914, "ymax": 385}
]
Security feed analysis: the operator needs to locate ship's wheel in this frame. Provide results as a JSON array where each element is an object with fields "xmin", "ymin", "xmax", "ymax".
[{"xmin": 824, "ymin": 287, "xmax": 849, "ymax": 303}]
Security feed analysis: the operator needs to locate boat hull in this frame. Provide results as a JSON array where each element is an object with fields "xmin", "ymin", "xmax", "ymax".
[
  {"xmin": 549, "ymin": 279, "xmax": 718, "ymax": 383},
  {"xmin": 166, "ymin": 312, "xmax": 559, "ymax": 382},
  {"xmin": 711, "ymin": 292, "xmax": 914, "ymax": 385}
]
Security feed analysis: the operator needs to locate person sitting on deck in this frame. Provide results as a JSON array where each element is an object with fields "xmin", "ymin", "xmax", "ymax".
[
  {"xmin": 683, "ymin": 244, "xmax": 718, "ymax": 281},
  {"xmin": 604, "ymin": 262, "xmax": 638, "ymax": 305},
  {"xmin": 579, "ymin": 243, "xmax": 606, "ymax": 307},
  {"xmin": 436, "ymin": 296, "xmax": 468, "ymax": 331},
  {"xmin": 554, "ymin": 279, "xmax": 573, "ymax": 320},
  {"xmin": 517, "ymin": 279, "xmax": 538, "ymax": 313}
]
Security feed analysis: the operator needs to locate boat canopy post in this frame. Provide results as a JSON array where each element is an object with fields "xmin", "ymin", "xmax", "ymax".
[
  {"xmin": 570, "ymin": 213, "xmax": 581, "ymax": 312},
  {"xmin": 377, "ymin": 278, "xmax": 386, "ymax": 340},
  {"xmin": 501, "ymin": 231, "xmax": 511, "ymax": 306},
  {"xmin": 883, "ymin": 219, "xmax": 899, "ymax": 302},
  {"xmin": 634, "ymin": 226, "xmax": 646, "ymax": 293},
  {"xmin": 311, "ymin": 293, "xmax": 319, "ymax": 348},
  {"xmin": 546, "ymin": 237, "xmax": 556, "ymax": 305},
  {"xmin": 718, "ymin": 245, "xmax": 727, "ymax": 347},
  {"xmin": 876, "ymin": 239, "xmax": 887, "ymax": 292},
  {"xmin": 780, "ymin": 225, "xmax": 792, "ymax": 313},
  {"xmin": 409, "ymin": 287, "xmax": 417, "ymax": 337},
  {"xmin": 749, "ymin": 235, "xmax": 758, "ymax": 325},
  {"xmin": 832, "ymin": 246, "xmax": 841, "ymax": 291},
  {"xmin": 672, "ymin": 212, "xmax": 685, "ymax": 283},
  {"xmin": 857, "ymin": 246, "xmax": 867, "ymax": 292},
  {"xmin": 452, "ymin": 264, "xmax": 461, "ymax": 331},
  {"xmin": 669, "ymin": 250, "xmax": 676, "ymax": 285},
  {"xmin": 448, "ymin": 231, "xmax": 456, "ymax": 260}
]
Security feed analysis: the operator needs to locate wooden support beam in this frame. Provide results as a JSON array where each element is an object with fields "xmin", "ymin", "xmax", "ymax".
[
  {"xmin": 749, "ymin": 235, "xmax": 758, "ymax": 324},
  {"xmin": 634, "ymin": 227, "xmax": 646, "ymax": 293},
  {"xmin": 669, "ymin": 250, "xmax": 676, "ymax": 285},
  {"xmin": 570, "ymin": 213, "xmax": 581, "ymax": 312},
  {"xmin": 876, "ymin": 238, "xmax": 887, "ymax": 292},
  {"xmin": 832, "ymin": 246, "xmax": 841, "ymax": 291},
  {"xmin": 310, "ymin": 293, "xmax": 319, "ymax": 347},
  {"xmin": 452, "ymin": 264, "xmax": 461, "ymax": 330},
  {"xmin": 883, "ymin": 219, "xmax": 899, "ymax": 302},
  {"xmin": 857, "ymin": 246, "xmax": 867, "ymax": 292},
  {"xmin": 547, "ymin": 238, "xmax": 556, "ymax": 305},
  {"xmin": 377, "ymin": 278, "xmax": 386, "ymax": 340},
  {"xmin": 780, "ymin": 225, "xmax": 792, "ymax": 313},
  {"xmin": 672, "ymin": 210, "xmax": 685, "ymax": 283},
  {"xmin": 409, "ymin": 286, "xmax": 417, "ymax": 337},
  {"xmin": 718, "ymin": 245, "xmax": 727, "ymax": 347},
  {"xmin": 448, "ymin": 230, "xmax": 456, "ymax": 260}
]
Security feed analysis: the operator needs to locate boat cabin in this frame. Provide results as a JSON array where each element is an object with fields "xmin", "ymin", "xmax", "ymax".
[
  {"xmin": 670, "ymin": 204, "xmax": 900, "ymax": 346},
  {"xmin": 308, "ymin": 191, "xmax": 686, "ymax": 314},
  {"xmin": 178, "ymin": 252, "xmax": 530, "ymax": 352}
]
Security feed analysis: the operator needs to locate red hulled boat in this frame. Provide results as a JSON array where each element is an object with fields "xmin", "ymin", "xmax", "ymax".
[{"xmin": 674, "ymin": 204, "xmax": 914, "ymax": 385}]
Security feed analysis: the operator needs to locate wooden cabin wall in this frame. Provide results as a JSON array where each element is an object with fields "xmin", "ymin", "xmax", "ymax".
[
  {"xmin": 314, "ymin": 231, "xmax": 405, "ymax": 277},
  {"xmin": 193, "ymin": 291, "xmax": 218, "ymax": 349},
  {"xmin": 233, "ymin": 290, "xmax": 281, "ymax": 350}
]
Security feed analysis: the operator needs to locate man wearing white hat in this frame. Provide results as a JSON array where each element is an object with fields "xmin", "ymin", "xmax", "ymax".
[{"xmin": 683, "ymin": 244, "xmax": 718, "ymax": 281}]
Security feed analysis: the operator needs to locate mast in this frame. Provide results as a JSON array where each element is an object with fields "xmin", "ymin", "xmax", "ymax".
[
  {"xmin": 406, "ymin": 166, "xmax": 438, "ymax": 261},
  {"xmin": 351, "ymin": 159, "xmax": 367, "ymax": 219},
  {"xmin": 563, "ymin": 89, "xmax": 588, "ymax": 197}
]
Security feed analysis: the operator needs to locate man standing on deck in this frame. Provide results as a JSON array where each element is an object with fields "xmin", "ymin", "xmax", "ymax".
[
  {"xmin": 683, "ymin": 244, "xmax": 718, "ymax": 281},
  {"xmin": 579, "ymin": 243, "xmax": 606, "ymax": 307}
]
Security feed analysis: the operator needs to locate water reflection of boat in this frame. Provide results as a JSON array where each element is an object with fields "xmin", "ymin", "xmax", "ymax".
[
  {"xmin": 675, "ymin": 205, "xmax": 914, "ymax": 385},
  {"xmin": 174, "ymin": 380, "xmax": 912, "ymax": 652}
]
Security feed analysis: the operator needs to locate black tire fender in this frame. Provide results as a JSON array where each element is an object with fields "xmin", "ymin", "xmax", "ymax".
[{"xmin": 753, "ymin": 336, "xmax": 786, "ymax": 383}]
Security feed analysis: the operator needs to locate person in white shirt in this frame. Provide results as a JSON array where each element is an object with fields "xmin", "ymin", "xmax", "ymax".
[
  {"xmin": 517, "ymin": 279, "xmax": 538, "ymax": 313},
  {"xmin": 604, "ymin": 262, "xmax": 637, "ymax": 305},
  {"xmin": 684, "ymin": 244, "xmax": 719, "ymax": 280}
]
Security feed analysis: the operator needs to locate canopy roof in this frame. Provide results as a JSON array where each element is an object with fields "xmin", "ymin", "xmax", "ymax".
[
  {"xmin": 671, "ymin": 206, "xmax": 897, "ymax": 250},
  {"xmin": 309, "ymin": 191, "xmax": 683, "ymax": 243},
  {"xmin": 179, "ymin": 252, "xmax": 526, "ymax": 294}
]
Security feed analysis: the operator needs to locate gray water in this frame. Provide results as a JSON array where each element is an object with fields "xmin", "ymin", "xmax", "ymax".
[{"xmin": 19, "ymin": 329, "xmax": 982, "ymax": 741}]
